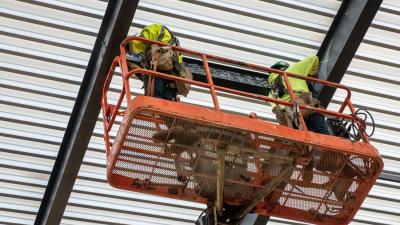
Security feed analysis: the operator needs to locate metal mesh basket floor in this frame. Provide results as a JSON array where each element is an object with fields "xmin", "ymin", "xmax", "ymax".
[{"xmin": 107, "ymin": 97, "xmax": 383, "ymax": 225}]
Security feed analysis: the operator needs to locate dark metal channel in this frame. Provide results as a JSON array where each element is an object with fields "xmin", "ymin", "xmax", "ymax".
[
  {"xmin": 184, "ymin": 57, "xmax": 270, "ymax": 95},
  {"xmin": 254, "ymin": 216, "xmax": 271, "ymax": 225},
  {"xmin": 380, "ymin": 172, "xmax": 400, "ymax": 183},
  {"xmin": 34, "ymin": 1, "xmax": 139, "ymax": 225},
  {"xmin": 316, "ymin": 0, "xmax": 383, "ymax": 108}
]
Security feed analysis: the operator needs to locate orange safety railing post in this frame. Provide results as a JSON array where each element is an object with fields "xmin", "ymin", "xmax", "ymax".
[
  {"xmin": 281, "ymin": 71, "xmax": 308, "ymax": 130},
  {"xmin": 339, "ymin": 85, "xmax": 352, "ymax": 114},
  {"xmin": 123, "ymin": 70, "xmax": 132, "ymax": 102},
  {"xmin": 347, "ymin": 100, "xmax": 369, "ymax": 143},
  {"xmin": 339, "ymin": 98, "xmax": 349, "ymax": 114},
  {"xmin": 120, "ymin": 43, "xmax": 129, "ymax": 79},
  {"xmin": 281, "ymin": 72, "xmax": 296, "ymax": 104},
  {"xmin": 102, "ymin": 56, "xmax": 120, "ymax": 156},
  {"xmin": 202, "ymin": 54, "xmax": 220, "ymax": 111},
  {"xmin": 108, "ymin": 59, "xmax": 126, "ymax": 132},
  {"xmin": 119, "ymin": 40, "xmax": 133, "ymax": 102}
]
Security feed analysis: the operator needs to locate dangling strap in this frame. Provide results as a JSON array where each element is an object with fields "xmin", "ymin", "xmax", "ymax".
[
  {"xmin": 157, "ymin": 26, "xmax": 166, "ymax": 42},
  {"xmin": 162, "ymin": 26, "xmax": 180, "ymax": 46},
  {"xmin": 147, "ymin": 50, "xmax": 160, "ymax": 97}
]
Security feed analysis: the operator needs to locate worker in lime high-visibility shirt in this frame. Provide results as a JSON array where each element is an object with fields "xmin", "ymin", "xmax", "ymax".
[
  {"xmin": 268, "ymin": 55, "xmax": 330, "ymax": 135},
  {"xmin": 265, "ymin": 56, "xmax": 332, "ymax": 210},
  {"xmin": 126, "ymin": 24, "xmax": 183, "ymax": 101},
  {"xmin": 268, "ymin": 56, "xmax": 362, "ymax": 205}
]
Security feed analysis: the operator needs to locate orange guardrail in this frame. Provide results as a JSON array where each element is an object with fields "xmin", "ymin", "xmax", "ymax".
[{"xmin": 102, "ymin": 36, "xmax": 368, "ymax": 155}]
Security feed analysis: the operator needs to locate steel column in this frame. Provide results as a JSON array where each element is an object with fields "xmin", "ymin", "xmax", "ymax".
[
  {"xmin": 34, "ymin": 1, "xmax": 139, "ymax": 224},
  {"xmin": 253, "ymin": 216, "xmax": 271, "ymax": 225},
  {"xmin": 316, "ymin": 0, "xmax": 383, "ymax": 107}
]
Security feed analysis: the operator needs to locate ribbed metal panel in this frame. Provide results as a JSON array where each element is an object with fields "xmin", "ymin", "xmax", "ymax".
[{"xmin": 0, "ymin": 0, "xmax": 399, "ymax": 224}]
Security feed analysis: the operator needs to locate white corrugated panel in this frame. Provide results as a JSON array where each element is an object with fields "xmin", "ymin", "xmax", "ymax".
[{"xmin": 0, "ymin": 0, "xmax": 399, "ymax": 224}]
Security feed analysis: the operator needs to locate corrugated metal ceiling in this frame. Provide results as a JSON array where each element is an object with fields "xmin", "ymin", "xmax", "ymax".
[{"xmin": 1, "ymin": 0, "xmax": 399, "ymax": 224}]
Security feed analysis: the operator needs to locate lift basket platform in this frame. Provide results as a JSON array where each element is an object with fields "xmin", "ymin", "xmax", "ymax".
[{"xmin": 102, "ymin": 37, "xmax": 383, "ymax": 225}]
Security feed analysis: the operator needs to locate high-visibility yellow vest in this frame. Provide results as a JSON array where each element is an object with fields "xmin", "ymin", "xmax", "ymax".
[
  {"xmin": 129, "ymin": 24, "xmax": 183, "ymax": 63},
  {"xmin": 268, "ymin": 55, "xmax": 319, "ymax": 107}
]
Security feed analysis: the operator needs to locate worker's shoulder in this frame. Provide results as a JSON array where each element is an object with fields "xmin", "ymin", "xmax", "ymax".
[
  {"xmin": 143, "ymin": 23, "xmax": 163, "ymax": 29},
  {"xmin": 287, "ymin": 55, "xmax": 318, "ymax": 70},
  {"xmin": 301, "ymin": 55, "xmax": 319, "ymax": 66},
  {"xmin": 297, "ymin": 55, "xmax": 319, "ymax": 64}
]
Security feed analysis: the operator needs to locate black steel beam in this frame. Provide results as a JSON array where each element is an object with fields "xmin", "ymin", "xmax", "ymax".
[
  {"xmin": 253, "ymin": 216, "xmax": 271, "ymax": 225},
  {"xmin": 34, "ymin": 1, "xmax": 139, "ymax": 225},
  {"xmin": 316, "ymin": 0, "xmax": 383, "ymax": 108},
  {"xmin": 184, "ymin": 57, "xmax": 269, "ymax": 95},
  {"xmin": 380, "ymin": 171, "xmax": 400, "ymax": 183}
]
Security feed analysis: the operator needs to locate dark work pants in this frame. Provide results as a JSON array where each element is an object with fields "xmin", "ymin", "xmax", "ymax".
[
  {"xmin": 143, "ymin": 75, "xmax": 177, "ymax": 101},
  {"xmin": 305, "ymin": 112, "xmax": 331, "ymax": 135},
  {"xmin": 143, "ymin": 75, "xmax": 177, "ymax": 128}
]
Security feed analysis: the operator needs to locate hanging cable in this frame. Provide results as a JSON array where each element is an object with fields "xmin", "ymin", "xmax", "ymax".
[
  {"xmin": 355, "ymin": 108, "xmax": 375, "ymax": 137},
  {"xmin": 346, "ymin": 121, "xmax": 362, "ymax": 143},
  {"xmin": 195, "ymin": 205, "xmax": 216, "ymax": 225},
  {"xmin": 195, "ymin": 208, "xmax": 207, "ymax": 225},
  {"xmin": 341, "ymin": 108, "xmax": 375, "ymax": 143},
  {"xmin": 328, "ymin": 108, "xmax": 375, "ymax": 142}
]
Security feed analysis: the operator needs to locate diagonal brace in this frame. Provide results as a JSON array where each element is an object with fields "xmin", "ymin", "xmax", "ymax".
[{"xmin": 233, "ymin": 165, "xmax": 295, "ymax": 220}]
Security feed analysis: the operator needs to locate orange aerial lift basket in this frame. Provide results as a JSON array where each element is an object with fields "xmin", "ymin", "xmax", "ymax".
[{"xmin": 102, "ymin": 37, "xmax": 383, "ymax": 225}]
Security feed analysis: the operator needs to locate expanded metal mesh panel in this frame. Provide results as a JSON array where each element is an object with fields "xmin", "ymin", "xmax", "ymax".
[
  {"xmin": 107, "ymin": 98, "xmax": 382, "ymax": 225},
  {"xmin": 109, "ymin": 111, "xmax": 267, "ymax": 202}
]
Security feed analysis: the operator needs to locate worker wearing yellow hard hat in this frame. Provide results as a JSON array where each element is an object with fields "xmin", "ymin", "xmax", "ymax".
[{"xmin": 126, "ymin": 24, "xmax": 184, "ymax": 101}]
